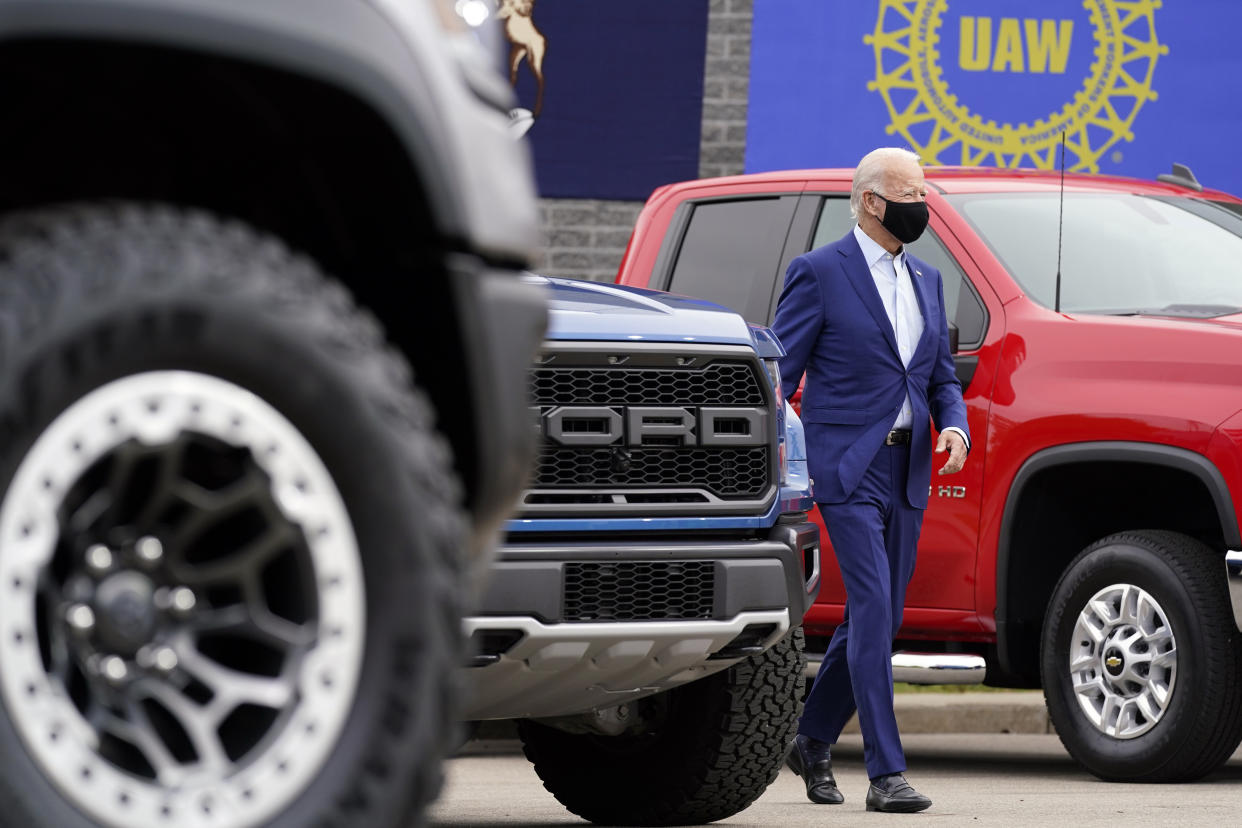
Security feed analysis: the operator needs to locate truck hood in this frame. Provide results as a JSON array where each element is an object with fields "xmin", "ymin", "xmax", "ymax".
[
  {"xmin": 1081, "ymin": 309, "xmax": 1242, "ymax": 336},
  {"xmin": 530, "ymin": 275, "xmax": 784, "ymax": 355},
  {"xmin": 1139, "ymin": 310, "xmax": 1242, "ymax": 331}
]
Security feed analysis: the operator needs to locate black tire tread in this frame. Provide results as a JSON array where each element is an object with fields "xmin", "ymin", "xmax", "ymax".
[
  {"xmin": 519, "ymin": 627, "xmax": 806, "ymax": 826},
  {"xmin": 1042, "ymin": 529, "xmax": 1242, "ymax": 782},
  {"xmin": 0, "ymin": 202, "xmax": 466, "ymax": 828}
]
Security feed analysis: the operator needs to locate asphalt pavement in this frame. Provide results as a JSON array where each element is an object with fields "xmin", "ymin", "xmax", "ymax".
[
  {"xmin": 463, "ymin": 689, "xmax": 1055, "ymax": 753},
  {"xmin": 434, "ymin": 695, "xmax": 1242, "ymax": 824},
  {"xmin": 434, "ymin": 729, "xmax": 1242, "ymax": 827}
]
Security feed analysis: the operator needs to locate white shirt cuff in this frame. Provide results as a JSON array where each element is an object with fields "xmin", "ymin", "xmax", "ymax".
[{"xmin": 943, "ymin": 426, "xmax": 970, "ymax": 452}]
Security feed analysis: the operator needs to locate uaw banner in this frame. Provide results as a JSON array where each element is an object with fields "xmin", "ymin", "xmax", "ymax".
[
  {"xmin": 500, "ymin": 0, "xmax": 709, "ymax": 200},
  {"xmin": 748, "ymin": 1, "xmax": 1241, "ymax": 195}
]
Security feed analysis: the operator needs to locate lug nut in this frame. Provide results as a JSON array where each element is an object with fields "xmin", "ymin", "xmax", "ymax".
[
  {"xmin": 153, "ymin": 646, "xmax": 178, "ymax": 673},
  {"xmin": 135, "ymin": 536, "xmax": 164, "ymax": 565},
  {"xmin": 138, "ymin": 645, "xmax": 179, "ymax": 674},
  {"xmin": 85, "ymin": 544, "xmax": 113, "ymax": 573},
  {"xmin": 169, "ymin": 587, "xmax": 196, "ymax": 614},
  {"xmin": 101, "ymin": 655, "xmax": 129, "ymax": 684},
  {"xmin": 65, "ymin": 603, "xmax": 95, "ymax": 633}
]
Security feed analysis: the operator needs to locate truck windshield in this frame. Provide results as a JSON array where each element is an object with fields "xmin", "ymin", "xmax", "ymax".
[{"xmin": 945, "ymin": 192, "xmax": 1242, "ymax": 316}]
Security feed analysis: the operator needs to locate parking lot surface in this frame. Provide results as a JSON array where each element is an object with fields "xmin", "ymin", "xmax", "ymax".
[{"xmin": 430, "ymin": 732, "xmax": 1242, "ymax": 827}]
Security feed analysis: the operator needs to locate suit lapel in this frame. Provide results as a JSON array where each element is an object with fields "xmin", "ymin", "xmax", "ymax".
[
  {"xmin": 837, "ymin": 234, "xmax": 900, "ymax": 359},
  {"xmin": 906, "ymin": 254, "xmax": 934, "ymax": 358}
]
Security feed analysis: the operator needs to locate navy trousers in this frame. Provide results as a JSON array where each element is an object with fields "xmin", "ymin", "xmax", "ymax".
[{"xmin": 798, "ymin": 441, "xmax": 924, "ymax": 779}]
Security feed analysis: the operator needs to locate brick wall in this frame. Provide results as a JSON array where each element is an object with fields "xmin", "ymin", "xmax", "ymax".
[
  {"xmin": 534, "ymin": 0, "xmax": 752, "ymax": 283},
  {"xmin": 699, "ymin": 0, "xmax": 752, "ymax": 180},
  {"xmin": 534, "ymin": 199, "xmax": 645, "ymax": 283}
]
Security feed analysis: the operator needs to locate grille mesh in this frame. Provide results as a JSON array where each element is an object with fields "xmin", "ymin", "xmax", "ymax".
[
  {"xmin": 536, "ymin": 446, "xmax": 768, "ymax": 497},
  {"xmin": 532, "ymin": 362, "xmax": 763, "ymax": 406},
  {"xmin": 563, "ymin": 560, "xmax": 715, "ymax": 621},
  {"xmin": 526, "ymin": 355, "xmax": 773, "ymax": 512}
]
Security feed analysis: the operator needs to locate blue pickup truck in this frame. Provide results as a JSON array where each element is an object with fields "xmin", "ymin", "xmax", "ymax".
[{"xmin": 461, "ymin": 276, "xmax": 820, "ymax": 826}]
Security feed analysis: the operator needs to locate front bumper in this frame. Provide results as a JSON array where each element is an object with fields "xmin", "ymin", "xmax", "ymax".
[{"xmin": 460, "ymin": 520, "xmax": 819, "ymax": 720}]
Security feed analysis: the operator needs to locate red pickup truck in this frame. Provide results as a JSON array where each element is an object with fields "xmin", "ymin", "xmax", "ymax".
[{"xmin": 616, "ymin": 165, "xmax": 1242, "ymax": 783}]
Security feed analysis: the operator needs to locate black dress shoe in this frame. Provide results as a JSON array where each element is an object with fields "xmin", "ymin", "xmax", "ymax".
[
  {"xmin": 866, "ymin": 773, "xmax": 932, "ymax": 813},
  {"xmin": 785, "ymin": 734, "xmax": 844, "ymax": 805}
]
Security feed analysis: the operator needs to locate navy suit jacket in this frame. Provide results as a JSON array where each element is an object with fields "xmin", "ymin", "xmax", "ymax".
[{"xmin": 772, "ymin": 230, "xmax": 968, "ymax": 509}]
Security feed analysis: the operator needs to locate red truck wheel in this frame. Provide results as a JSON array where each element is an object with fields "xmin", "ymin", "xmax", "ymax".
[{"xmin": 1041, "ymin": 530, "xmax": 1242, "ymax": 781}]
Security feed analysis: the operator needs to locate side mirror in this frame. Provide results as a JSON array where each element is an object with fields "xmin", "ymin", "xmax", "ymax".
[{"xmin": 948, "ymin": 321, "xmax": 960, "ymax": 355}]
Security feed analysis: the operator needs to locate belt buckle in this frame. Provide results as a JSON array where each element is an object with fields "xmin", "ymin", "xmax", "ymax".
[{"xmin": 885, "ymin": 429, "xmax": 908, "ymax": 446}]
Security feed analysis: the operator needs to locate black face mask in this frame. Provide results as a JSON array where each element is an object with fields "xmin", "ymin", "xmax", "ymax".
[{"xmin": 872, "ymin": 193, "xmax": 929, "ymax": 244}]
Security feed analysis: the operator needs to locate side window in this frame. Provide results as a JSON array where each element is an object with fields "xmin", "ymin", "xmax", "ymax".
[
  {"xmin": 810, "ymin": 198, "xmax": 855, "ymax": 249},
  {"xmin": 667, "ymin": 197, "xmax": 795, "ymax": 322},
  {"xmin": 906, "ymin": 235, "xmax": 987, "ymax": 349},
  {"xmin": 807, "ymin": 197, "xmax": 987, "ymax": 349}
]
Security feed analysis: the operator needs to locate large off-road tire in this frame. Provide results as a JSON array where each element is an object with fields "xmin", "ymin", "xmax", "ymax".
[
  {"xmin": 517, "ymin": 627, "xmax": 805, "ymax": 826},
  {"xmin": 0, "ymin": 204, "xmax": 466, "ymax": 827},
  {"xmin": 1041, "ymin": 530, "xmax": 1242, "ymax": 782}
]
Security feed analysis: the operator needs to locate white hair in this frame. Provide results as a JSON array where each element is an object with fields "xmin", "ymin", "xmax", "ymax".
[{"xmin": 850, "ymin": 147, "xmax": 922, "ymax": 219}]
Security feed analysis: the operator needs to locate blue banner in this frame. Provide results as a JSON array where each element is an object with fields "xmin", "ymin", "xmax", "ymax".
[
  {"xmin": 748, "ymin": 0, "xmax": 1241, "ymax": 195},
  {"xmin": 503, "ymin": 0, "xmax": 709, "ymax": 200}
]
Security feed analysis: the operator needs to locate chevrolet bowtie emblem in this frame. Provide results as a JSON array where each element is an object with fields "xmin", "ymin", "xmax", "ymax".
[{"xmin": 1105, "ymin": 656, "xmax": 1122, "ymax": 669}]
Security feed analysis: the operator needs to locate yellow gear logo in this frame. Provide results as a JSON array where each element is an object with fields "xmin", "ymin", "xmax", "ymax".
[{"xmin": 866, "ymin": 0, "xmax": 1167, "ymax": 171}]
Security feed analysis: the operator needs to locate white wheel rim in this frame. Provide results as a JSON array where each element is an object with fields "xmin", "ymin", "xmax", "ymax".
[
  {"xmin": 0, "ymin": 371, "xmax": 365, "ymax": 827},
  {"xmin": 1068, "ymin": 583, "xmax": 1177, "ymax": 740}
]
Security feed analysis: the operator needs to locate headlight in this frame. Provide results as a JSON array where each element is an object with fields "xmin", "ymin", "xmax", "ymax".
[
  {"xmin": 762, "ymin": 358, "xmax": 783, "ymax": 404},
  {"xmin": 430, "ymin": 0, "xmax": 505, "ymax": 71},
  {"xmin": 432, "ymin": 0, "xmax": 493, "ymax": 31},
  {"xmin": 763, "ymin": 359, "xmax": 790, "ymax": 484}
]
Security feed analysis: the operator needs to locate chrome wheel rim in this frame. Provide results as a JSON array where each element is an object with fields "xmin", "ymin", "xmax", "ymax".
[
  {"xmin": 1069, "ymin": 583, "xmax": 1177, "ymax": 740},
  {"xmin": 0, "ymin": 371, "xmax": 365, "ymax": 828}
]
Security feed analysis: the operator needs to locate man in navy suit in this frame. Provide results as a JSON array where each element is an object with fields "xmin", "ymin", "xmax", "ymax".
[{"xmin": 774, "ymin": 147, "xmax": 969, "ymax": 813}]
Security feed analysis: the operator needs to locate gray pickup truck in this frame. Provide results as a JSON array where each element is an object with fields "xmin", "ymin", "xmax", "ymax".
[{"xmin": 0, "ymin": 2, "xmax": 545, "ymax": 827}]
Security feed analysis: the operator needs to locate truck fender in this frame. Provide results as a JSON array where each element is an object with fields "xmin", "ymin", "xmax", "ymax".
[{"xmin": 995, "ymin": 441, "xmax": 1241, "ymax": 678}]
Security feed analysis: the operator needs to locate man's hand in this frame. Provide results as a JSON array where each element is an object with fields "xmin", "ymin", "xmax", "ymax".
[{"xmin": 936, "ymin": 429, "xmax": 968, "ymax": 475}]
